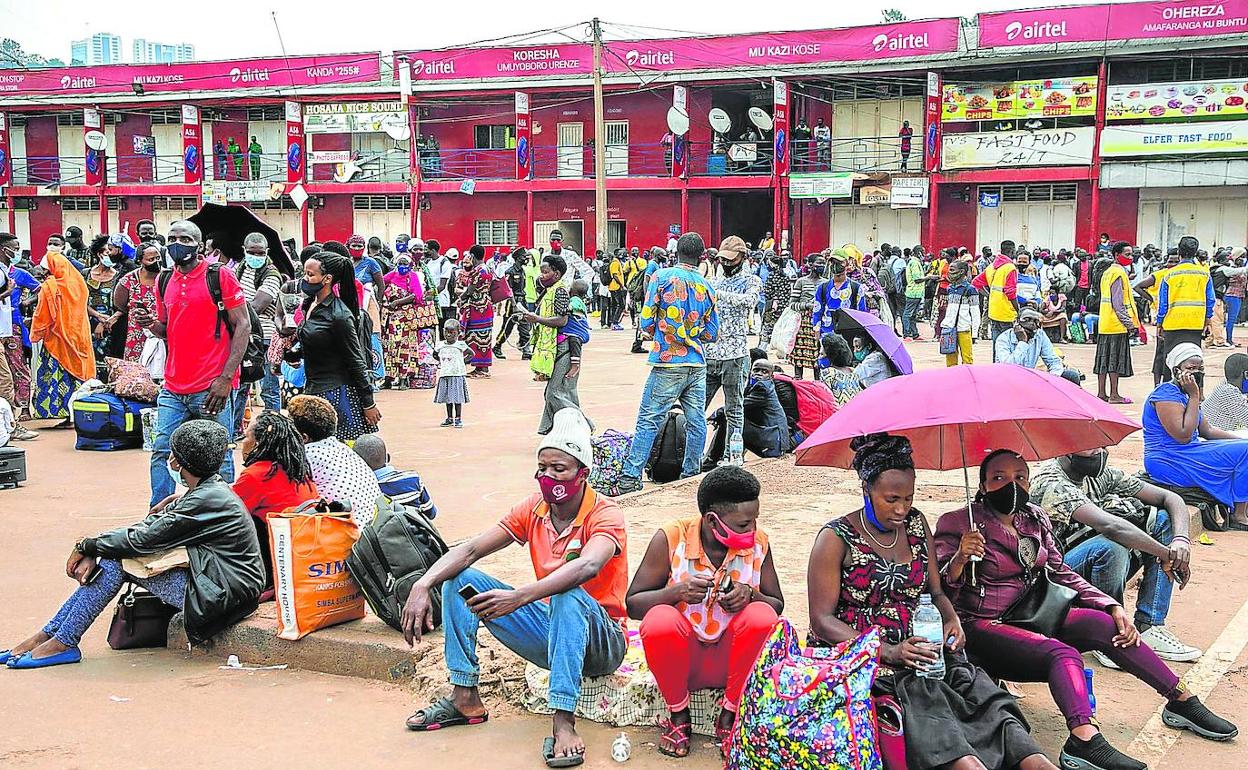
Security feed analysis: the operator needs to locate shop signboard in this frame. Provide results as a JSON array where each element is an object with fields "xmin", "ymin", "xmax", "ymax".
[
  {"xmin": 789, "ymin": 172, "xmax": 854, "ymax": 199},
  {"xmin": 1107, "ymin": 78, "xmax": 1248, "ymax": 121},
  {"xmin": 304, "ymin": 101, "xmax": 408, "ymax": 134},
  {"xmin": 1100, "ymin": 120, "xmax": 1248, "ymax": 156},
  {"xmin": 942, "ymin": 126, "xmax": 1096, "ymax": 169},
  {"xmin": 943, "ymin": 77, "xmax": 1098, "ymax": 122}
]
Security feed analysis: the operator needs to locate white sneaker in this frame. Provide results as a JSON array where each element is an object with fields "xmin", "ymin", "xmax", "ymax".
[
  {"xmin": 1090, "ymin": 650, "xmax": 1121, "ymax": 670},
  {"xmin": 1140, "ymin": 626, "xmax": 1202, "ymax": 662}
]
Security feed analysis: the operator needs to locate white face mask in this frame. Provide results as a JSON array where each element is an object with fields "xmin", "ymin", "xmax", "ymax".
[
  {"xmin": 47, "ymin": 244, "xmax": 63, "ymax": 254},
  {"xmin": 167, "ymin": 459, "xmax": 187, "ymax": 489}
]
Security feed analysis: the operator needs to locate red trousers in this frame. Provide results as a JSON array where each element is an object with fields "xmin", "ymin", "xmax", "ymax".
[{"xmin": 638, "ymin": 601, "xmax": 778, "ymax": 712}]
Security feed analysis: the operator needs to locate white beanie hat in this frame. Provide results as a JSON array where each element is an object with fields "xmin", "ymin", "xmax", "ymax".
[
  {"xmin": 537, "ymin": 408, "xmax": 594, "ymax": 468},
  {"xmin": 1165, "ymin": 342, "xmax": 1203, "ymax": 371}
]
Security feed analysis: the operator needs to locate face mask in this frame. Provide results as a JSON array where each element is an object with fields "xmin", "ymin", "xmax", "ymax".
[
  {"xmin": 397, "ymin": 264, "xmax": 412, "ymax": 275},
  {"xmin": 395, "ymin": 242, "xmax": 408, "ymax": 254},
  {"xmin": 722, "ymin": 259, "xmax": 744, "ymax": 276},
  {"xmin": 300, "ymin": 278, "xmax": 326, "ymax": 297},
  {"xmin": 1193, "ymin": 372, "xmax": 1205, "ymax": 390},
  {"xmin": 853, "ymin": 350, "xmax": 867, "ymax": 362},
  {"xmin": 245, "ymin": 254, "xmax": 267, "ymax": 270},
  {"xmin": 47, "ymin": 244, "xmax": 63, "ymax": 254},
  {"xmin": 535, "ymin": 468, "xmax": 587, "ymax": 505},
  {"xmin": 984, "ymin": 481, "xmax": 1029, "ymax": 515},
  {"xmin": 100, "ymin": 256, "xmax": 115, "ymax": 269},
  {"xmin": 811, "ymin": 265, "xmax": 826, "ymax": 277},
  {"xmin": 1117, "ymin": 255, "xmax": 1133, "ymax": 267},
  {"xmin": 862, "ymin": 492, "xmax": 890, "ymax": 533},
  {"xmin": 143, "ymin": 261, "xmax": 161, "ymax": 274},
  {"xmin": 167, "ymin": 459, "xmax": 187, "ymax": 489},
  {"xmin": 1068, "ymin": 451, "xmax": 1107, "ymax": 479},
  {"xmin": 167, "ymin": 242, "xmax": 198, "ymax": 266},
  {"xmin": 1241, "ymin": 379, "xmax": 1248, "ymax": 395},
  {"xmin": 707, "ymin": 513, "xmax": 756, "ymax": 551}
]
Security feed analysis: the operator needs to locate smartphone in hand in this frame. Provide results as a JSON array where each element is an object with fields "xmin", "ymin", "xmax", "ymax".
[{"xmin": 458, "ymin": 583, "xmax": 480, "ymax": 601}]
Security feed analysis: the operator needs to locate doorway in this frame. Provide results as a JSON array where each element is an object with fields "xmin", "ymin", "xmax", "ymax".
[
  {"xmin": 607, "ymin": 220, "xmax": 626, "ymax": 252},
  {"xmin": 557, "ymin": 122, "xmax": 584, "ymax": 178},
  {"xmin": 534, "ymin": 219, "xmax": 585, "ymax": 255},
  {"xmin": 713, "ymin": 191, "xmax": 774, "ymax": 248}
]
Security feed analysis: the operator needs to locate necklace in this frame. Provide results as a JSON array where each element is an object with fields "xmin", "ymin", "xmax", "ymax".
[{"xmin": 860, "ymin": 511, "xmax": 900, "ymax": 549}]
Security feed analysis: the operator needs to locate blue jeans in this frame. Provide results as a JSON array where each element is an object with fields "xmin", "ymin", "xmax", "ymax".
[
  {"xmin": 441, "ymin": 568, "xmax": 627, "ymax": 712},
  {"xmin": 1225, "ymin": 296, "xmax": 1242, "ymax": 344},
  {"xmin": 1066, "ymin": 509, "xmax": 1174, "ymax": 627},
  {"xmin": 43, "ymin": 558, "xmax": 186, "ymax": 647},
  {"xmin": 149, "ymin": 386, "xmax": 235, "ymax": 507},
  {"xmin": 623, "ymin": 366, "xmax": 708, "ymax": 479},
  {"xmin": 705, "ymin": 357, "xmax": 747, "ymax": 448},
  {"xmin": 901, "ymin": 296, "xmax": 922, "ymax": 338}
]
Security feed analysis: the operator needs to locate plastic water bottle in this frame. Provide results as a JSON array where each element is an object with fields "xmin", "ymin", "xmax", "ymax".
[
  {"xmin": 611, "ymin": 732, "xmax": 631, "ymax": 762},
  {"xmin": 728, "ymin": 429, "xmax": 744, "ymax": 466},
  {"xmin": 1084, "ymin": 667, "xmax": 1096, "ymax": 713},
  {"xmin": 913, "ymin": 594, "xmax": 946, "ymax": 680}
]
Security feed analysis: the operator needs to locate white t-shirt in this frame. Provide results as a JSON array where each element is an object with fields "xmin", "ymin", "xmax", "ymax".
[
  {"xmin": 554, "ymin": 248, "xmax": 590, "ymax": 288},
  {"xmin": 428, "ymin": 256, "xmax": 453, "ymax": 307},
  {"xmin": 0, "ymin": 269, "xmax": 12, "ymax": 339},
  {"xmin": 436, "ymin": 340, "xmax": 469, "ymax": 378}
]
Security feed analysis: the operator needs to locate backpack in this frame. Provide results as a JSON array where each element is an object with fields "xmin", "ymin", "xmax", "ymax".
[
  {"xmin": 72, "ymin": 392, "xmax": 146, "ymax": 451},
  {"xmin": 627, "ymin": 263, "xmax": 649, "ymax": 304},
  {"xmin": 875, "ymin": 259, "xmax": 897, "ymax": 294},
  {"xmin": 587, "ymin": 429, "xmax": 633, "ymax": 496},
  {"xmin": 773, "ymin": 373, "xmax": 837, "ymax": 439},
  {"xmin": 160, "ymin": 264, "xmax": 267, "ymax": 383},
  {"xmin": 345, "ymin": 498, "xmax": 450, "ymax": 633},
  {"xmin": 598, "ymin": 261, "xmax": 614, "ymax": 287},
  {"xmin": 646, "ymin": 407, "xmax": 687, "ymax": 483}
]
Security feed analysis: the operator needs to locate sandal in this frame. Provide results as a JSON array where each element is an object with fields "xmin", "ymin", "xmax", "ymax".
[
  {"xmin": 541, "ymin": 736, "xmax": 585, "ymax": 768},
  {"xmin": 716, "ymin": 722, "xmax": 735, "ymax": 759},
  {"xmin": 405, "ymin": 696, "xmax": 489, "ymax": 731},
  {"xmin": 1107, "ymin": 396, "xmax": 1133, "ymax": 404},
  {"xmin": 657, "ymin": 717, "xmax": 692, "ymax": 758}
]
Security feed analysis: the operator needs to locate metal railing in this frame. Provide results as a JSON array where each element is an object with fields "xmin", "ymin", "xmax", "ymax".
[{"xmin": 788, "ymin": 137, "xmax": 918, "ymax": 174}]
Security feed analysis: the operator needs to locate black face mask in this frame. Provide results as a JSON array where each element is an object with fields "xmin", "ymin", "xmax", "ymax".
[
  {"xmin": 167, "ymin": 242, "xmax": 198, "ymax": 266},
  {"xmin": 142, "ymin": 262, "xmax": 161, "ymax": 274},
  {"xmin": 983, "ymin": 481, "xmax": 1030, "ymax": 515},
  {"xmin": 1067, "ymin": 451, "xmax": 1107, "ymax": 479},
  {"xmin": 722, "ymin": 259, "xmax": 744, "ymax": 276}
]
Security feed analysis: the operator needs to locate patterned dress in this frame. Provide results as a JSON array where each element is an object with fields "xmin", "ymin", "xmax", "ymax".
[
  {"xmin": 382, "ymin": 281, "xmax": 422, "ymax": 387},
  {"xmin": 83, "ymin": 270, "xmax": 119, "ymax": 365},
  {"xmin": 760, "ymin": 268, "xmax": 794, "ymax": 344},
  {"xmin": 457, "ymin": 264, "xmax": 494, "ymax": 370},
  {"xmin": 788, "ymin": 277, "xmax": 822, "ymax": 369},
  {"xmin": 117, "ymin": 270, "xmax": 159, "ymax": 362}
]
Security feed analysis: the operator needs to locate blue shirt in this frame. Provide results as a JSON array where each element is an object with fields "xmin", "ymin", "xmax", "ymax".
[
  {"xmin": 7, "ymin": 266, "xmax": 40, "ymax": 347},
  {"xmin": 812, "ymin": 278, "xmax": 866, "ymax": 335},
  {"xmin": 354, "ymin": 256, "xmax": 383, "ymax": 286},
  {"xmin": 994, "ymin": 328, "xmax": 1064, "ymax": 375},
  {"xmin": 374, "ymin": 465, "xmax": 437, "ymax": 519},
  {"xmin": 639, "ymin": 265, "xmax": 718, "ymax": 367}
]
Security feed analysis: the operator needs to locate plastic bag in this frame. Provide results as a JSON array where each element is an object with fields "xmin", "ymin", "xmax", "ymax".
[
  {"xmin": 269, "ymin": 500, "xmax": 365, "ymax": 640},
  {"xmin": 139, "ymin": 334, "xmax": 166, "ymax": 381},
  {"xmin": 768, "ymin": 307, "xmax": 802, "ymax": 360}
]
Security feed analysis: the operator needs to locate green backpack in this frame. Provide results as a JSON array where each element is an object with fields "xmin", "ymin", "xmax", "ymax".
[{"xmin": 345, "ymin": 498, "xmax": 449, "ymax": 633}]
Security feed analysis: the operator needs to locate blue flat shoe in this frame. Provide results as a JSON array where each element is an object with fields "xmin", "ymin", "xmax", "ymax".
[
  {"xmin": 0, "ymin": 650, "xmax": 14, "ymax": 665},
  {"xmin": 6, "ymin": 647, "xmax": 81, "ymax": 669}
]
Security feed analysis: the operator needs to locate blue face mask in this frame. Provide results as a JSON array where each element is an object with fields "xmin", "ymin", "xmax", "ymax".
[
  {"xmin": 167, "ymin": 242, "xmax": 198, "ymax": 266},
  {"xmin": 167, "ymin": 459, "xmax": 187, "ymax": 489},
  {"xmin": 244, "ymin": 254, "xmax": 266, "ymax": 270},
  {"xmin": 396, "ymin": 264, "xmax": 412, "ymax": 275},
  {"xmin": 1241, "ymin": 379, "xmax": 1248, "ymax": 395},
  {"xmin": 853, "ymin": 350, "xmax": 867, "ymax": 362},
  {"xmin": 862, "ymin": 492, "xmax": 890, "ymax": 533},
  {"xmin": 395, "ymin": 241, "xmax": 408, "ymax": 254}
]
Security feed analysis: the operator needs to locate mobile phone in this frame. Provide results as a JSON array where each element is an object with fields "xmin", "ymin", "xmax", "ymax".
[
  {"xmin": 458, "ymin": 583, "xmax": 480, "ymax": 601},
  {"xmin": 85, "ymin": 563, "xmax": 104, "ymax": 585},
  {"xmin": 719, "ymin": 574, "xmax": 733, "ymax": 593}
]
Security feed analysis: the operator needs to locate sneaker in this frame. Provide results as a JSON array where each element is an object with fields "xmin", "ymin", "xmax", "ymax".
[
  {"xmin": 492, "ymin": 347, "xmax": 507, "ymax": 360},
  {"xmin": 611, "ymin": 324, "xmax": 624, "ymax": 331},
  {"xmin": 453, "ymin": 419, "xmax": 463, "ymax": 429},
  {"xmin": 439, "ymin": 418, "xmax": 454, "ymax": 427},
  {"xmin": 10, "ymin": 425, "xmax": 38, "ymax": 441},
  {"xmin": 1059, "ymin": 733, "xmax": 1145, "ymax": 770},
  {"xmin": 1162, "ymin": 695, "xmax": 1238, "ymax": 741},
  {"xmin": 1090, "ymin": 650, "xmax": 1121, "ymax": 670},
  {"xmin": 1140, "ymin": 626, "xmax": 1202, "ymax": 662},
  {"xmin": 611, "ymin": 476, "xmax": 643, "ymax": 496}
]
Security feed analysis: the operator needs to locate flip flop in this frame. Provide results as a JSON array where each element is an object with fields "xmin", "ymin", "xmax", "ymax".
[
  {"xmin": 1108, "ymin": 396, "xmax": 1134, "ymax": 404},
  {"xmin": 541, "ymin": 736, "xmax": 585, "ymax": 768},
  {"xmin": 6, "ymin": 647, "xmax": 81, "ymax": 669},
  {"xmin": 405, "ymin": 696, "xmax": 489, "ymax": 731}
]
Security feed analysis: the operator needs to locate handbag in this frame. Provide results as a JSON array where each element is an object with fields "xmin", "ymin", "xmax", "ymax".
[
  {"xmin": 107, "ymin": 584, "xmax": 179, "ymax": 650},
  {"xmin": 1001, "ymin": 568, "xmax": 1077, "ymax": 638},
  {"xmin": 939, "ymin": 294, "xmax": 962, "ymax": 355},
  {"xmin": 489, "ymin": 274, "xmax": 513, "ymax": 304}
]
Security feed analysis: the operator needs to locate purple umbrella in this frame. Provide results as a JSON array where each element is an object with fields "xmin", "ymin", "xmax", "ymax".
[{"xmin": 835, "ymin": 308, "xmax": 913, "ymax": 375}]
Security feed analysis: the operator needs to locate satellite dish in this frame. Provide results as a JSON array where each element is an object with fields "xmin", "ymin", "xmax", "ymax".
[
  {"xmin": 84, "ymin": 131, "xmax": 107, "ymax": 151},
  {"xmin": 748, "ymin": 107, "xmax": 773, "ymax": 132},
  {"xmin": 666, "ymin": 106, "xmax": 690, "ymax": 136},
  {"xmin": 381, "ymin": 114, "xmax": 411, "ymax": 142},
  {"xmin": 708, "ymin": 108, "xmax": 731, "ymax": 133}
]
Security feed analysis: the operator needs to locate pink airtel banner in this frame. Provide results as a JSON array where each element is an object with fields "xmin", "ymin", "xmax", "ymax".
[
  {"xmin": 0, "ymin": 53, "xmax": 380, "ymax": 97},
  {"xmin": 979, "ymin": 1, "xmax": 1248, "ymax": 48},
  {"xmin": 402, "ymin": 44, "xmax": 594, "ymax": 82}
]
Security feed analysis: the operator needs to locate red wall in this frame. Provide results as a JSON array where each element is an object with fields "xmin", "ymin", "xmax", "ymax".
[
  {"xmin": 29, "ymin": 200, "xmax": 64, "ymax": 257},
  {"xmin": 793, "ymin": 198, "xmax": 831, "ymax": 256},
  {"xmin": 929, "ymin": 183, "xmax": 978, "ymax": 252},
  {"xmin": 126, "ymin": 196, "xmax": 154, "ymax": 229},
  {"xmin": 311, "ymin": 133, "xmax": 351, "ymax": 182},
  {"xmin": 1095, "ymin": 187, "xmax": 1139, "ymax": 247},
  {"xmin": 313, "ymin": 194, "xmax": 354, "ymax": 244},
  {"xmin": 24, "ymin": 115, "xmax": 59, "ymax": 185},
  {"xmin": 114, "ymin": 113, "xmax": 153, "ymax": 183},
  {"xmin": 211, "ymin": 110, "xmax": 249, "ymax": 180}
]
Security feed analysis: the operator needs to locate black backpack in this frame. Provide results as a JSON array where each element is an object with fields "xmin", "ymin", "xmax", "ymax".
[
  {"xmin": 627, "ymin": 262, "xmax": 649, "ymax": 304},
  {"xmin": 345, "ymin": 499, "xmax": 450, "ymax": 633},
  {"xmin": 159, "ymin": 264, "xmax": 267, "ymax": 383},
  {"xmin": 646, "ymin": 407, "xmax": 687, "ymax": 483}
]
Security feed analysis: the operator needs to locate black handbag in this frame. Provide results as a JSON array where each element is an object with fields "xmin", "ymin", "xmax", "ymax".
[
  {"xmin": 1001, "ymin": 568, "xmax": 1077, "ymax": 638},
  {"xmin": 107, "ymin": 584, "xmax": 178, "ymax": 650}
]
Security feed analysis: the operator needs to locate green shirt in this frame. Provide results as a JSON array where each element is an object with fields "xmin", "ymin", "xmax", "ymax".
[
  {"xmin": 523, "ymin": 263, "xmax": 541, "ymax": 303},
  {"xmin": 904, "ymin": 257, "xmax": 926, "ymax": 299}
]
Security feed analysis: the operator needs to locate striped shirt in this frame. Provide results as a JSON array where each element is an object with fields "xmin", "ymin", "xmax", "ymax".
[{"xmin": 237, "ymin": 265, "xmax": 282, "ymax": 339}]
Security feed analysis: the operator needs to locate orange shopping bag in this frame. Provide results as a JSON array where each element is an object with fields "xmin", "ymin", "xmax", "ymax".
[{"xmin": 268, "ymin": 499, "xmax": 365, "ymax": 640}]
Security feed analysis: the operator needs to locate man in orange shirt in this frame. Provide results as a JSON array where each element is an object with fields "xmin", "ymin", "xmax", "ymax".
[{"xmin": 401, "ymin": 407, "xmax": 628, "ymax": 767}]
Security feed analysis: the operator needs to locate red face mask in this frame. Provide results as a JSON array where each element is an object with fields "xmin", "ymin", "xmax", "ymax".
[
  {"xmin": 550, "ymin": 239, "xmax": 562, "ymax": 250},
  {"xmin": 535, "ymin": 468, "xmax": 588, "ymax": 505},
  {"xmin": 1116, "ymin": 254, "xmax": 1133, "ymax": 266},
  {"xmin": 707, "ymin": 513, "xmax": 756, "ymax": 551}
]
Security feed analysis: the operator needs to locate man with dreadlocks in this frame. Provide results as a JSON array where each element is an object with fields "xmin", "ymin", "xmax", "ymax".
[{"xmin": 232, "ymin": 411, "xmax": 320, "ymax": 597}]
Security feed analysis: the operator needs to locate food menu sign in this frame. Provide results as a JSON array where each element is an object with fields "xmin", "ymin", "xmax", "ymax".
[
  {"xmin": 942, "ymin": 77, "xmax": 1098, "ymax": 122},
  {"xmin": 1107, "ymin": 78, "xmax": 1248, "ymax": 121}
]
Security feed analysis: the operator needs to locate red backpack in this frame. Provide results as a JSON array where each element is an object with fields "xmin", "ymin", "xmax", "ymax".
[{"xmin": 773, "ymin": 373, "xmax": 837, "ymax": 439}]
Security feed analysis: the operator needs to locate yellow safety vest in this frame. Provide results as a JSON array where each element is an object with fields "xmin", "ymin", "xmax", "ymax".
[
  {"xmin": 1097, "ymin": 263, "xmax": 1140, "ymax": 335},
  {"xmin": 987, "ymin": 262, "xmax": 1018, "ymax": 322},
  {"xmin": 1161, "ymin": 262, "xmax": 1210, "ymax": 331}
]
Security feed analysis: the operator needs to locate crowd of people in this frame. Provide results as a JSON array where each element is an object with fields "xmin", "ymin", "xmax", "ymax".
[{"xmin": 3, "ymin": 218, "xmax": 1247, "ymax": 770}]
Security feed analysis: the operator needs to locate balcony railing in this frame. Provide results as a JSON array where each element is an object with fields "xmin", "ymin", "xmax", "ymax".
[{"xmin": 789, "ymin": 137, "xmax": 918, "ymax": 174}]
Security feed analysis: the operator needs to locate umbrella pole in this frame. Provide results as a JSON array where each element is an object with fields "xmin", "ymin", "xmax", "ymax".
[{"xmin": 959, "ymin": 424, "xmax": 978, "ymax": 587}]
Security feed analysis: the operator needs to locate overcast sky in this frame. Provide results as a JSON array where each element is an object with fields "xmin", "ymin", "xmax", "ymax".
[{"xmin": 3, "ymin": 0, "xmax": 1110, "ymax": 62}]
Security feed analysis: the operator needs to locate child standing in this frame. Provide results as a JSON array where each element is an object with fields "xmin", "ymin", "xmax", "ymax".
[{"xmin": 433, "ymin": 319, "xmax": 471, "ymax": 428}]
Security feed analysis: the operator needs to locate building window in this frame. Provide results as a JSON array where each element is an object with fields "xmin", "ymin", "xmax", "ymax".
[
  {"xmin": 475, "ymin": 220, "xmax": 519, "ymax": 246},
  {"xmin": 474, "ymin": 125, "xmax": 514, "ymax": 150}
]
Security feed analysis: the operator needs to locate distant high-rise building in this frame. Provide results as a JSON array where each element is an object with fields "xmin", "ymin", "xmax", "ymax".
[
  {"xmin": 132, "ymin": 39, "xmax": 195, "ymax": 64},
  {"xmin": 69, "ymin": 32, "xmax": 121, "ymax": 65}
]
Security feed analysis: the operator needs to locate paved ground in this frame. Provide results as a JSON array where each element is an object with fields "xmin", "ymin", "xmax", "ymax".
[{"xmin": 2, "ymin": 323, "xmax": 1246, "ymax": 769}]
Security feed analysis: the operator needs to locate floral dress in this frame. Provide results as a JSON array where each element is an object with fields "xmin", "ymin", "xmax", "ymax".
[
  {"xmin": 117, "ymin": 269, "xmax": 159, "ymax": 362},
  {"xmin": 456, "ymin": 264, "xmax": 494, "ymax": 370}
]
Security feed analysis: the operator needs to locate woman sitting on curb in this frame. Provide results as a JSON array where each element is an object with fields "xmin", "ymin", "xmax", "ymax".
[
  {"xmin": 2, "ymin": 420, "xmax": 264, "ymax": 668},
  {"xmin": 626, "ymin": 466, "xmax": 783, "ymax": 759}
]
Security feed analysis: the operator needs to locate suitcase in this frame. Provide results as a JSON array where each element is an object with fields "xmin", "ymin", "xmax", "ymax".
[
  {"xmin": 0, "ymin": 446, "xmax": 27, "ymax": 489},
  {"xmin": 72, "ymin": 392, "xmax": 147, "ymax": 451}
]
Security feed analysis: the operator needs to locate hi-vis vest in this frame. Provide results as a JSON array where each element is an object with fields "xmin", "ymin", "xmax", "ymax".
[
  {"xmin": 1098, "ymin": 263, "xmax": 1140, "ymax": 335},
  {"xmin": 987, "ymin": 262, "xmax": 1018, "ymax": 322},
  {"xmin": 1161, "ymin": 262, "xmax": 1210, "ymax": 331}
]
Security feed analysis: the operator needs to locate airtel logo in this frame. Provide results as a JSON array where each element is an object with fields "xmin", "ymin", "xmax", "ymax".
[
  {"xmin": 1004, "ymin": 20, "xmax": 1069, "ymax": 41},
  {"xmin": 871, "ymin": 32, "xmax": 929, "ymax": 52},
  {"xmin": 229, "ymin": 67, "xmax": 271, "ymax": 84},
  {"xmin": 60, "ymin": 74, "xmax": 97, "ymax": 89},
  {"xmin": 625, "ymin": 49, "xmax": 675, "ymax": 67},
  {"xmin": 410, "ymin": 59, "xmax": 454, "ymax": 77}
]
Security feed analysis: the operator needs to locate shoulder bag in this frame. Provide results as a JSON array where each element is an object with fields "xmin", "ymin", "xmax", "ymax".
[
  {"xmin": 107, "ymin": 584, "xmax": 179, "ymax": 650},
  {"xmin": 939, "ymin": 292, "xmax": 963, "ymax": 355},
  {"xmin": 1000, "ymin": 568, "xmax": 1077, "ymax": 638}
]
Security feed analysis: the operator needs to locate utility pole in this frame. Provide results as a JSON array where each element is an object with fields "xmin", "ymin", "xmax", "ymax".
[{"xmin": 591, "ymin": 18, "xmax": 608, "ymax": 254}]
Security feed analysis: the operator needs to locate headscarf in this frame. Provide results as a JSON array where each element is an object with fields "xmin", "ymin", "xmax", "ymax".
[
  {"xmin": 107, "ymin": 232, "xmax": 136, "ymax": 260},
  {"xmin": 850, "ymin": 432, "xmax": 915, "ymax": 484},
  {"xmin": 383, "ymin": 256, "xmax": 424, "ymax": 303},
  {"xmin": 1165, "ymin": 342, "xmax": 1202, "ymax": 371},
  {"xmin": 30, "ymin": 251, "xmax": 96, "ymax": 382}
]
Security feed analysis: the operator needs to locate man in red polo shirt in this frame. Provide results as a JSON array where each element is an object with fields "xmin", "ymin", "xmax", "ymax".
[{"xmin": 132, "ymin": 219, "xmax": 251, "ymax": 507}]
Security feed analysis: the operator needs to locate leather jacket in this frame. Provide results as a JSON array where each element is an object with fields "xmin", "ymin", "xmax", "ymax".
[
  {"xmin": 80, "ymin": 477, "xmax": 265, "ymax": 644},
  {"xmin": 297, "ymin": 295, "xmax": 375, "ymax": 408}
]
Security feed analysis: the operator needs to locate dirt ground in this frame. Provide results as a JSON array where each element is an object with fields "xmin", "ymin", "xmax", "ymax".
[{"xmin": 2, "ymin": 324, "xmax": 1246, "ymax": 769}]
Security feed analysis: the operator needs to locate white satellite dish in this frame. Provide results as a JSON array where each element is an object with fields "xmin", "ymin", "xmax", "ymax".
[
  {"xmin": 383, "ymin": 122, "xmax": 411, "ymax": 142},
  {"xmin": 84, "ymin": 130, "xmax": 107, "ymax": 151},
  {"xmin": 666, "ymin": 106, "xmax": 690, "ymax": 136},
  {"xmin": 708, "ymin": 108, "xmax": 731, "ymax": 133},
  {"xmin": 748, "ymin": 107, "xmax": 773, "ymax": 132}
]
